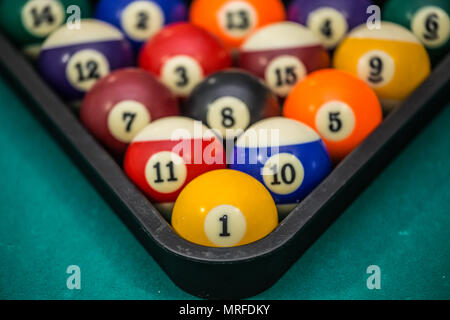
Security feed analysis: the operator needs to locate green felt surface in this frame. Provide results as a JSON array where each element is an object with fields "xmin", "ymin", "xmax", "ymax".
[{"xmin": 0, "ymin": 72, "xmax": 449, "ymax": 300}]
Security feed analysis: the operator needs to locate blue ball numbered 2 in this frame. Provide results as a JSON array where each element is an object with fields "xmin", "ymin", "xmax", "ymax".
[
  {"xmin": 95, "ymin": 0, "xmax": 187, "ymax": 51},
  {"xmin": 230, "ymin": 117, "xmax": 332, "ymax": 219}
]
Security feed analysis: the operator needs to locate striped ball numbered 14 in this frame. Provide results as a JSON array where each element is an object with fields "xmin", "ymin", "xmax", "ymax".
[{"xmin": 0, "ymin": 0, "xmax": 92, "ymax": 58}]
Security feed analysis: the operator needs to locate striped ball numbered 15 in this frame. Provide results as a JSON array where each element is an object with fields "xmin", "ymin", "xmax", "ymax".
[
  {"xmin": 238, "ymin": 22, "xmax": 330, "ymax": 98},
  {"xmin": 230, "ymin": 117, "xmax": 332, "ymax": 220}
]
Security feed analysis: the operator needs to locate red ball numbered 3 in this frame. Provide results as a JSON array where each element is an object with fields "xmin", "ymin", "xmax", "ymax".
[
  {"xmin": 124, "ymin": 117, "xmax": 227, "ymax": 219},
  {"xmin": 138, "ymin": 23, "xmax": 232, "ymax": 98},
  {"xmin": 81, "ymin": 68, "xmax": 179, "ymax": 156}
]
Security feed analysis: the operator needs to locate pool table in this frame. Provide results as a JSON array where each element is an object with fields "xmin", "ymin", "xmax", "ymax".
[{"xmin": 0, "ymin": 66, "xmax": 449, "ymax": 299}]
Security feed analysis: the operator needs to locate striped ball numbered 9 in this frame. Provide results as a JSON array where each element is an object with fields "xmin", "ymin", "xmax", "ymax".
[{"xmin": 333, "ymin": 22, "xmax": 431, "ymax": 112}]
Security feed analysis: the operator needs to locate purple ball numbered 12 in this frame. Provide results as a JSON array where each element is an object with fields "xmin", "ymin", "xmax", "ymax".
[
  {"xmin": 230, "ymin": 117, "xmax": 332, "ymax": 220},
  {"xmin": 288, "ymin": 0, "xmax": 374, "ymax": 50},
  {"xmin": 38, "ymin": 19, "xmax": 134, "ymax": 104}
]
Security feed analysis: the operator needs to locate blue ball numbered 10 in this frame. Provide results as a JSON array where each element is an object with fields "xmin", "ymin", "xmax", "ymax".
[
  {"xmin": 230, "ymin": 117, "xmax": 332, "ymax": 219},
  {"xmin": 95, "ymin": 0, "xmax": 187, "ymax": 51}
]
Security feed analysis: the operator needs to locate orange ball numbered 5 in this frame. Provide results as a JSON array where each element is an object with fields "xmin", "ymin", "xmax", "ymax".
[
  {"xmin": 190, "ymin": 0, "xmax": 286, "ymax": 50},
  {"xmin": 172, "ymin": 170, "xmax": 278, "ymax": 248},
  {"xmin": 284, "ymin": 69, "xmax": 383, "ymax": 162}
]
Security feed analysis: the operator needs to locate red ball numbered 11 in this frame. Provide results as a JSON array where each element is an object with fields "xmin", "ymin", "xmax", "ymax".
[{"xmin": 124, "ymin": 117, "xmax": 227, "ymax": 219}]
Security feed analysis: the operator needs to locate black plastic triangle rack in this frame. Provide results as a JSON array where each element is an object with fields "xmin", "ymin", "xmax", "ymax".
[{"xmin": 0, "ymin": 31, "xmax": 449, "ymax": 299}]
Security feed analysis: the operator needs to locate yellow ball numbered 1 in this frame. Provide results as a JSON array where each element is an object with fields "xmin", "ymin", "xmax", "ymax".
[
  {"xmin": 172, "ymin": 169, "xmax": 278, "ymax": 248},
  {"xmin": 333, "ymin": 22, "xmax": 431, "ymax": 112}
]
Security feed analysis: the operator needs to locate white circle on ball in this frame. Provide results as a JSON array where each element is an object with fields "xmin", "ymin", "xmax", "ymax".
[
  {"xmin": 206, "ymin": 96, "xmax": 251, "ymax": 139},
  {"xmin": 145, "ymin": 151, "xmax": 187, "ymax": 194},
  {"xmin": 265, "ymin": 55, "xmax": 307, "ymax": 97},
  {"xmin": 262, "ymin": 153, "xmax": 304, "ymax": 195},
  {"xmin": 204, "ymin": 204, "xmax": 247, "ymax": 247},
  {"xmin": 357, "ymin": 50, "xmax": 395, "ymax": 88},
  {"xmin": 218, "ymin": 0, "xmax": 257, "ymax": 39},
  {"xmin": 315, "ymin": 100, "xmax": 356, "ymax": 142},
  {"xmin": 161, "ymin": 55, "xmax": 204, "ymax": 97},
  {"xmin": 306, "ymin": 7, "xmax": 348, "ymax": 49},
  {"xmin": 411, "ymin": 6, "xmax": 450, "ymax": 49},
  {"xmin": 66, "ymin": 49, "xmax": 110, "ymax": 92},
  {"xmin": 107, "ymin": 100, "xmax": 151, "ymax": 143},
  {"xmin": 121, "ymin": 0, "xmax": 165, "ymax": 42},
  {"xmin": 21, "ymin": 0, "xmax": 65, "ymax": 37}
]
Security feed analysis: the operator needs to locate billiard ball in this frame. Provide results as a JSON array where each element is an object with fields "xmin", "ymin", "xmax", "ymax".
[
  {"xmin": 182, "ymin": 70, "xmax": 281, "ymax": 140},
  {"xmin": 95, "ymin": 0, "xmax": 187, "ymax": 51},
  {"xmin": 383, "ymin": 0, "xmax": 450, "ymax": 64},
  {"xmin": 124, "ymin": 117, "xmax": 227, "ymax": 220},
  {"xmin": 190, "ymin": 0, "xmax": 286, "ymax": 50},
  {"xmin": 283, "ymin": 69, "xmax": 383, "ymax": 162},
  {"xmin": 0, "ymin": 0, "xmax": 92, "ymax": 59},
  {"xmin": 39, "ymin": 19, "xmax": 134, "ymax": 104},
  {"xmin": 287, "ymin": 0, "xmax": 374, "ymax": 51},
  {"xmin": 238, "ymin": 22, "xmax": 330, "ymax": 98},
  {"xmin": 230, "ymin": 117, "xmax": 332, "ymax": 219},
  {"xmin": 138, "ymin": 23, "xmax": 232, "ymax": 98},
  {"xmin": 172, "ymin": 169, "xmax": 278, "ymax": 247},
  {"xmin": 333, "ymin": 22, "xmax": 431, "ymax": 112},
  {"xmin": 80, "ymin": 68, "xmax": 179, "ymax": 156}
]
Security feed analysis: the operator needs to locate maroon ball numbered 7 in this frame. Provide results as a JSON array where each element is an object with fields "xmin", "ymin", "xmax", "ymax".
[{"xmin": 81, "ymin": 68, "xmax": 179, "ymax": 156}]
